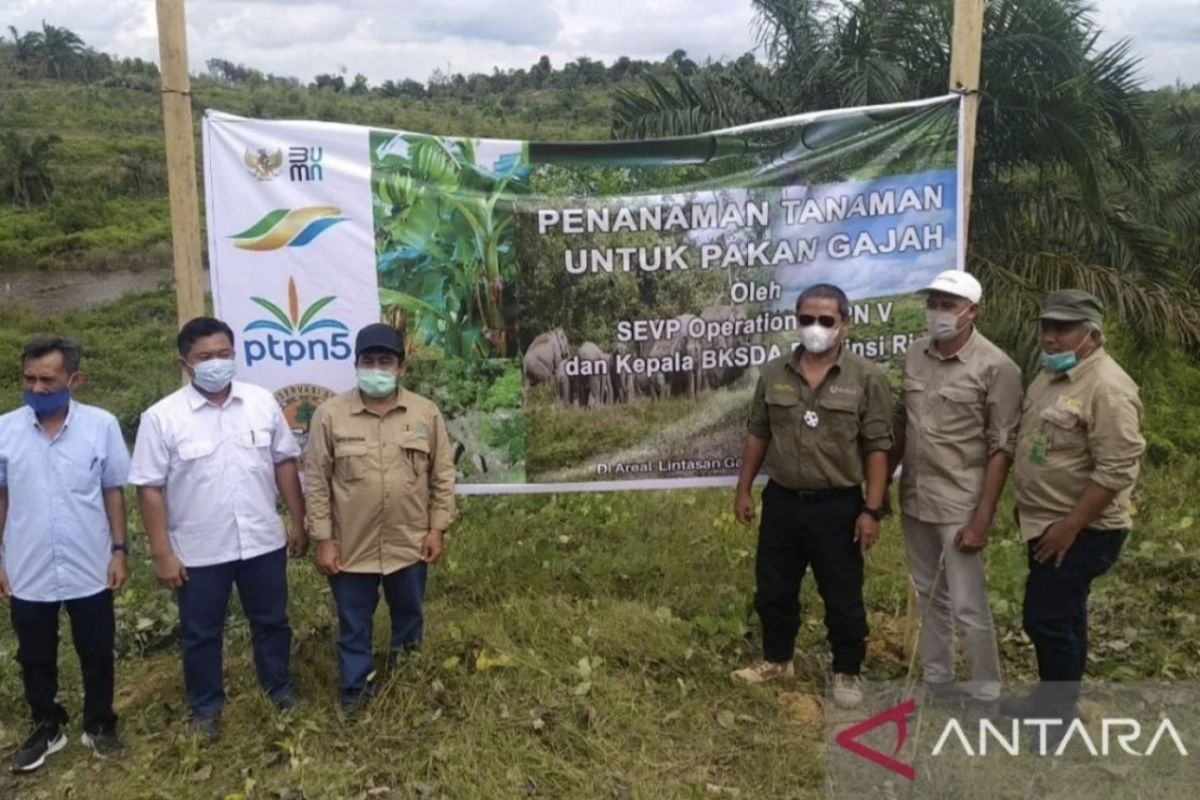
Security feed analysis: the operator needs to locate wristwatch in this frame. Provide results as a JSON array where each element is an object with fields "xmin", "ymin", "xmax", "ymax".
[
  {"xmin": 111, "ymin": 543, "xmax": 129, "ymax": 555},
  {"xmin": 861, "ymin": 506, "xmax": 886, "ymax": 521}
]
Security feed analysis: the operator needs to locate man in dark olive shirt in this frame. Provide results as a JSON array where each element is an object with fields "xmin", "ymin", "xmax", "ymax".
[{"xmin": 733, "ymin": 284, "xmax": 893, "ymax": 709}]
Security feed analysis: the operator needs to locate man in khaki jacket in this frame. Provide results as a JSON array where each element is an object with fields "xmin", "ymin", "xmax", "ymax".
[
  {"xmin": 305, "ymin": 323, "xmax": 456, "ymax": 711},
  {"xmin": 1008, "ymin": 290, "xmax": 1144, "ymax": 723},
  {"xmin": 893, "ymin": 270, "xmax": 1022, "ymax": 714}
]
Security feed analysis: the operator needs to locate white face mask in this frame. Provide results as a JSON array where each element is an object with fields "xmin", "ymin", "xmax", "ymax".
[
  {"xmin": 800, "ymin": 324, "xmax": 839, "ymax": 354},
  {"xmin": 925, "ymin": 307, "xmax": 970, "ymax": 342}
]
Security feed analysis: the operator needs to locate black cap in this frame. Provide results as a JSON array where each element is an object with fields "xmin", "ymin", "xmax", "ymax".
[
  {"xmin": 1040, "ymin": 290, "xmax": 1104, "ymax": 325},
  {"xmin": 354, "ymin": 323, "xmax": 404, "ymax": 357}
]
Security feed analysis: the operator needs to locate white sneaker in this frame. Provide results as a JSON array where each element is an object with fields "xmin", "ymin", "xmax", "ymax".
[
  {"xmin": 832, "ymin": 673, "xmax": 864, "ymax": 708},
  {"xmin": 731, "ymin": 660, "xmax": 795, "ymax": 684}
]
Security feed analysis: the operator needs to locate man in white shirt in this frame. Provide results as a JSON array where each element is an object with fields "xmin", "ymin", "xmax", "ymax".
[
  {"xmin": 130, "ymin": 317, "xmax": 306, "ymax": 743},
  {"xmin": 0, "ymin": 337, "xmax": 130, "ymax": 772}
]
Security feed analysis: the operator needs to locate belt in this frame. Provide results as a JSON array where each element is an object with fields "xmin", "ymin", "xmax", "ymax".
[{"xmin": 766, "ymin": 480, "xmax": 860, "ymax": 502}]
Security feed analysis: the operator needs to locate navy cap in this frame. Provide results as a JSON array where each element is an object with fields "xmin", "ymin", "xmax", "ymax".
[{"xmin": 354, "ymin": 323, "xmax": 404, "ymax": 357}]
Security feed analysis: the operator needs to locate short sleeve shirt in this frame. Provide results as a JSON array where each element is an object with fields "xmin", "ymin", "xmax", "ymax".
[
  {"xmin": 128, "ymin": 382, "xmax": 300, "ymax": 567},
  {"xmin": 0, "ymin": 402, "xmax": 130, "ymax": 602}
]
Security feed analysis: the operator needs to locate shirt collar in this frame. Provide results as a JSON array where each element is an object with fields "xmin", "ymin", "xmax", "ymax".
[
  {"xmin": 786, "ymin": 344, "xmax": 848, "ymax": 375},
  {"xmin": 1058, "ymin": 346, "xmax": 1106, "ymax": 383},
  {"xmin": 924, "ymin": 328, "xmax": 979, "ymax": 362},
  {"xmin": 350, "ymin": 387, "xmax": 408, "ymax": 416},
  {"xmin": 28, "ymin": 399, "xmax": 76, "ymax": 438},
  {"xmin": 184, "ymin": 381, "xmax": 244, "ymax": 410}
]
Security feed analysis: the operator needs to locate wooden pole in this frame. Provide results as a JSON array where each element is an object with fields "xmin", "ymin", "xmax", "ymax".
[
  {"xmin": 902, "ymin": 0, "xmax": 986, "ymax": 665},
  {"xmin": 950, "ymin": 0, "xmax": 985, "ymax": 236},
  {"xmin": 155, "ymin": 0, "xmax": 206, "ymax": 328}
]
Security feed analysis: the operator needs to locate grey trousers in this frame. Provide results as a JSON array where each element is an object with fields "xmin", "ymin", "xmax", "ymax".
[{"xmin": 903, "ymin": 515, "xmax": 1002, "ymax": 701}]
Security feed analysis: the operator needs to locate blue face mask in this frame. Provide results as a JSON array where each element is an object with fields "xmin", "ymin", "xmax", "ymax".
[
  {"xmin": 1040, "ymin": 350, "xmax": 1078, "ymax": 373},
  {"xmin": 23, "ymin": 388, "xmax": 71, "ymax": 417},
  {"xmin": 1041, "ymin": 335, "xmax": 1090, "ymax": 373}
]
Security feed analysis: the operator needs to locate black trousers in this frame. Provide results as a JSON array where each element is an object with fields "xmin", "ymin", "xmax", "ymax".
[
  {"xmin": 755, "ymin": 481, "xmax": 867, "ymax": 673},
  {"xmin": 9, "ymin": 589, "xmax": 117, "ymax": 734},
  {"xmin": 1023, "ymin": 529, "xmax": 1126, "ymax": 713}
]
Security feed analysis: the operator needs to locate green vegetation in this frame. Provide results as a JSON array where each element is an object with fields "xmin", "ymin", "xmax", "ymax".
[
  {"xmin": 0, "ymin": 291, "xmax": 1197, "ymax": 797},
  {"xmin": 1, "ymin": 3, "xmax": 1200, "ymax": 797},
  {"xmin": 614, "ymin": 0, "xmax": 1200, "ymax": 362}
]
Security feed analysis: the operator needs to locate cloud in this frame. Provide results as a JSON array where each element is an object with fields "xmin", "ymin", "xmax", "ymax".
[
  {"xmin": 5, "ymin": 0, "xmax": 1196, "ymax": 88},
  {"xmin": 366, "ymin": 0, "xmax": 563, "ymax": 47}
]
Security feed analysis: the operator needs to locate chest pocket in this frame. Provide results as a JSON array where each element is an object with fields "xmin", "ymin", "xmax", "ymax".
[
  {"xmin": 60, "ymin": 448, "xmax": 102, "ymax": 494},
  {"xmin": 334, "ymin": 442, "xmax": 370, "ymax": 483},
  {"xmin": 934, "ymin": 385, "xmax": 984, "ymax": 436},
  {"xmin": 175, "ymin": 438, "xmax": 217, "ymax": 477},
  {"xmin": 240, "ymin": 428, "xmax": 274, "ymax": 471},
  {"xmin": 817, "ymin": 394, "xmax": 860, "ymax": 446},
  {"xmin": 398, "ymin": 434, "xmax": 431, "ymax": 484},
  {"xmin": 1039, "ymin": 406, "xmax": 1088, "ymax": 455},
  {"xmin": 764, "ymin": 390, "xmax": 802, "ymax": 428}
]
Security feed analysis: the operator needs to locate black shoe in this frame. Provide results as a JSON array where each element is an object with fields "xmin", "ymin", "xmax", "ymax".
[
  {"xmin": 272, "ymin": 688, "xmax": 299, "ymax": 713},
  {"xmin": 186, "ymin": 716, "xmax": 220, "ymax": 745},
  {"xmin": 81, "ymin": 730, "xmax": 125, "ymax": 760},
  {"xmin": 340, "ymin": 684, "xmax": 377, "ymax": 715},
  {"xmin": 10, "ymin": 723, "xmax": 67, "ymax": 773}
]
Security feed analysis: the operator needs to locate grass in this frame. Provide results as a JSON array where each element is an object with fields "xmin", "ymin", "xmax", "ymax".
[{"xmin": 0, "ymin": 292, "xmax": 1198, "ymax": 798}]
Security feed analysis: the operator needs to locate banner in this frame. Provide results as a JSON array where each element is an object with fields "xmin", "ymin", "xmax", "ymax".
[{"xmin": 202, "ymin": 94, "xmax": 963, "ymax": 494}]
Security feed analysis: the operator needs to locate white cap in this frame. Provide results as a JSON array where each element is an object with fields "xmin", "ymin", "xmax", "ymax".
[{"xmin": 919, "ymin": 270, "xmax": 982, "ymax": 303}]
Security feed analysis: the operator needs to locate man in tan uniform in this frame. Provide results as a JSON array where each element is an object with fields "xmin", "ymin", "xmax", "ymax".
[
  {"xmin": 893, "ymin": 270, "xmax": 1022, "ymax": 713},
  {"xmin": 305, "ymin": 323, "xmax": 457, "ymax": 711},
  {"xmin": 732, "ymin": 283, "xmax": 893, "ymax": 708},
  {"xmin": 1009, "ymin": 290, "xmax": 1144, "ymax": 721}
]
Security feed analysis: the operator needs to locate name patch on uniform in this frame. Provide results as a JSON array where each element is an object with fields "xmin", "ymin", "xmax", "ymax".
[
  {"xmin": 828, "ymin": 385, "xmax": 859, "ymax": 397},
  {"xmin": 1056, "ymin": 396, "xmax": 1083, "ymax": 414},
  {"xmin": 334, "ymin": 436, "xmax": 367, "ymax": 444},
  {"xmin": 771, "ymin": 383, "xmax": 797, "ymax": 393}
]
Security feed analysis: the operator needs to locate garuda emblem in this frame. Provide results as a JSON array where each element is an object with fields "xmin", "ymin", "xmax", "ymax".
[{"xmin": 244, "ymin": 146, "xmax": 284, "ymax": 181}]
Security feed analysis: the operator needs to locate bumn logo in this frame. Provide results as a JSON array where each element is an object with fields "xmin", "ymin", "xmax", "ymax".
[
  {"xmin": 834, "ymin": 699, "xmax": 917, "ymax": 781},
  {"xmin": 244, "ymin": 146, "xmax": 283, "ymax": 180},
  {"xmin": 244, "ymin": 277, "xmax": 351, "ymax": 367},
  {"xmin": 288, "ymin": 146, "xmax": 324, "ymax": 182},
  {"xmin": 230, "ymin": 207, "xmax": 346, "ymax": 251}
]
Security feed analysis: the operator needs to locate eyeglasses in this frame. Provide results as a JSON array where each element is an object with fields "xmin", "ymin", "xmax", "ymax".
[{"xmin": 797, "ymin": 314, "xmax": 839, "ymax": 328}]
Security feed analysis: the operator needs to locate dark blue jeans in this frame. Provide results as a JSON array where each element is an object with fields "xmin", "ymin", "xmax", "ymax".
[
  {"xmin": 329, "ymin": 562, "xmax": 427, "ymax": 704},
  {"xmin": 176, "ymin": 546, "xmax": 294, "ymax": 719},
  {"xmin": 1023, "ymin": 529, "xmax": 1127, "ymax": 714}
]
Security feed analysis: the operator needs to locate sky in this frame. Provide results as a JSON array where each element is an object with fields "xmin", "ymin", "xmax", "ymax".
[{"xmin": 3, "ymin": 0, "xmax": 1198, "ymax": 89}]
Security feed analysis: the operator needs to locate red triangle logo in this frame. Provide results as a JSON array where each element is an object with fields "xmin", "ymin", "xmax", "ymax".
[{"xmin": 834, "ymin": 698, "xmax": 917, "ymax": 781}]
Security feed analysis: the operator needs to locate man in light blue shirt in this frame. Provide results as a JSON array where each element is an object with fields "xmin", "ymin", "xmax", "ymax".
[{"xmin": 0, "ymin": 337, "xmax": 130, "ymax": 773}]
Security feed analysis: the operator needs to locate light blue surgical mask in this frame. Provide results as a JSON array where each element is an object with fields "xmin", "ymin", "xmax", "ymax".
[
  {"xmin": 357, "ymin": 369, "xmax": 398, "ymax": 398},
  {"xmin": 1040, "ymin": 336, "xmax": 1089, "ymax": 374},
  {"xmin": 192, "ymin": 358, "xmax": 236, "ymax": 393}
]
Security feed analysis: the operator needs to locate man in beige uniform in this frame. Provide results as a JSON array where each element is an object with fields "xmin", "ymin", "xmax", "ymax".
[
  {"xmin": 733, "ymin": 283, "xmax": 893, "ymax": 708},
  {"xmin": 1009, "ymin": 290, "xmax": 1144, "ymax": 721},
  {"xmin": 305, "ymin": 324, "xmax": 457, "ymax": 711},
  {"xmin": 893, "ymin": 270, "xmax": 1022, "ymax": 712}
]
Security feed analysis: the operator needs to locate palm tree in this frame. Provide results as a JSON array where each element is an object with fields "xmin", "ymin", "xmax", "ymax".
[
  {"xmin": 613, "ymin": 0, "xmax": 1200, "ymax": 354},
  {"xmin": 37, "ymin": 21, "xmax": 84, "ymax": 80},
  {"xmin": 6, "ymin": 25, "xmax": 41, "ymax": 77},
  {"xmin": 0, "ymin": 132, "xmax": 61, "ymax": 208}
]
